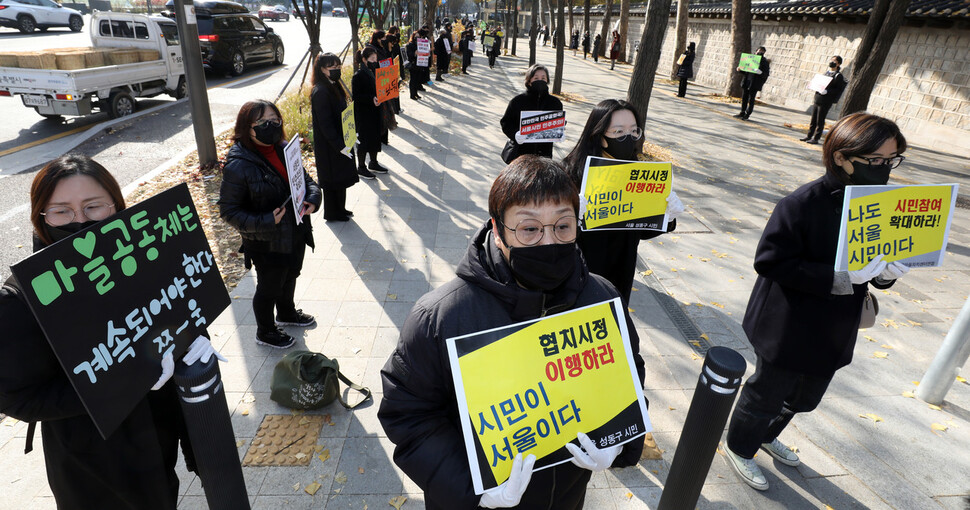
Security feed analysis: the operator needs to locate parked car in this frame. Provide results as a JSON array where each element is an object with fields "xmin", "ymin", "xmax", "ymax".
[
  {"xmin": 0, "ymin": 0, "xmax": 84, "ymax": 33},
  {"xmin": 331, "ymin": 6, "xmax": 345, "ymax": 17},
  {"xmin": 258, "ymin": 4, "xmax": 288, "ymax": 21},
  {"xmin": 163, "ymin": 0, "xmax": 284, "ymax": 76}
]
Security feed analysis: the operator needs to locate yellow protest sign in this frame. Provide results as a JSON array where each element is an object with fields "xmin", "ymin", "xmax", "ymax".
[
  {"xmin": 835, "ymin": 184, "xmax": 958, "ymax": 271},
  {"xmin": 446, "ymin": 298, "xmax": 650, "ymax": 494},
  {"xmin": 341, "ymin": 101, "xmax": 357, "ymax": 151},
  {"xmin": 579, "ymin": 156, "xmax": 672, "ymax": 231}
]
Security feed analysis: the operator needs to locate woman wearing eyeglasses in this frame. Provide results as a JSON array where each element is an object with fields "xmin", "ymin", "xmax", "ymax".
[
  {"xmin": 219, "ymin": 100, "xmax": 322, "ymax": 349},
  {"xmin": 562, "ymin": 99, "xmax": 683, "ymax": 305},
  {"xmin": 724, "ymin": 113, "xmax": 909, "ymax": 492},
  {"xmin": 311, "ymin": 52, "xmax": 358, "ymax": 222},
  {"xmin": 0, "ymin": 155, "xmax": 217, "ymax": 509}
]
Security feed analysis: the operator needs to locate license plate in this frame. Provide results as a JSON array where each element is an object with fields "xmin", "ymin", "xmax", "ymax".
[{"xmin": 23, "ymin": 94, "xmax": 49, "ymax": 107}]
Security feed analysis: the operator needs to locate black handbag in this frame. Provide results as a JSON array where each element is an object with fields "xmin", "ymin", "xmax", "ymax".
[{"xmin": 501, "ymin": 139, "xmax": 520, "ymax": 164}]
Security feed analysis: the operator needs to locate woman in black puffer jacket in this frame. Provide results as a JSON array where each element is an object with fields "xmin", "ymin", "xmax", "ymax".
[{"xmin": 218, "ymin": 100, "xmax": 322, "ymax": 349}]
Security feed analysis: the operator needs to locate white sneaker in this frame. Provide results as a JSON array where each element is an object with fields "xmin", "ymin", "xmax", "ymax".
[
  {"xmin": 725, "ymin": 445, "xmax": 769, "ymax": 491},
  {"xmin": 760, "ymin": 438, "xmax": 800, "ymax": 467}
]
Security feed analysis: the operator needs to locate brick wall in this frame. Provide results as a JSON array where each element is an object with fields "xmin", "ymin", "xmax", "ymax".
[{"xmin": 533, "ymin": 12, "xmax": 970, "ymax": 156}]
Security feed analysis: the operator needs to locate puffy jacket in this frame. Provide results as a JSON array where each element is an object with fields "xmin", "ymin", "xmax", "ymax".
[
  {"xmin": 378, "ymin": 222, "xmax": 646, "ymax": 510},
  {"xmin": 500, "ymin": 90, "xmax": 564, "ymax": 159},
  {"xmin": 218, "ymin": 142, "xmax": 321, "ymax": 254}
]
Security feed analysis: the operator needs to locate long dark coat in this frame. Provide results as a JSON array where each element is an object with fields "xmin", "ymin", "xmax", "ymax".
[
  {"xmin": 434, "ymin": 36, "xmax": 451, "ymax": 72},
  {"xmin": 499, "ymin": 90, "xmax": 564, "ymax": 158},
  {"xmin": 0, "ymin": 279, "xmax": 189, "ymax": 510},
  {"xmin": 813, "ymin": 70, "xmax": 848, "ymax": 106},
  {"xmin": 311, "ymin": 82, "xmax": 359, "ymax": 190},
  {"xmin": 676, "ymin": 50, "xmax": 695, "ymax": 78},
  {"xmin": 592, "ymin": 36, "xmax": 602, "ymax": 58},
  {"xmin": 351, "ymin": 67, "xmax": 384, "ymax": 153},
  {"xmin": 581, "ymin": 34, "xmax": 590, "ymax": 53},
  {"xmin": 459, "ymin": 36, "xmax": 473, "ymax": 68},
  {"xmin": 378, "ymin": 223, "xmax": 645, "ymax": 510},
  {"xmin": 741, "ymin": 57, "xmax": 771, "ymax": 92},
  {"xmin": 742, "ymin": 172, "xmax": 894, "ymax": 376},
  {"xmin": 219, "ymin": 143, "xmax": 322, "ymax": 255}
]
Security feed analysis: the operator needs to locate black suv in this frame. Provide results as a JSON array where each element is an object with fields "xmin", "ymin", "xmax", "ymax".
[{"xmin": 163, "ymin": 0, "xmax": 283, "ymax": 76}]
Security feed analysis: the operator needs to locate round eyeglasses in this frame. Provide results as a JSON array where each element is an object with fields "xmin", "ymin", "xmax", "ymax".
[
  {"xmin": 852, "ymin": 155, "xmax": 906, "ymax": 169},
  {"xmin": 40, "ymin": 202, "xmax": 115, "ymax": 227},
  {"xmin": 604, "ymin": 127, "xmax": 643, "ymax": 142},
  {"xmin": 502, "ymin": 216, "xmax": 578, "ymax": 246},
  {"xmin": 253, "ymin": 118, "xmax": 282, "ymax": 129}
]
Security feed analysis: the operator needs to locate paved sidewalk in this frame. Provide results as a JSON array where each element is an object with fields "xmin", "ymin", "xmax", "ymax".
[{"xmin": 2, "ymin": 38, "xmax": 969, "ymax": 509}]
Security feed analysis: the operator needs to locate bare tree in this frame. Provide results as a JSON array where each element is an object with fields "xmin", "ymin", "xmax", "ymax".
[
  {"xmin": 552, "ymin": 0, "xmax": 566, "ymax": 93},
  {"xmin": 540, "ymin": 0, "xmax": 550, "ymax": 30},
  {"xmin": 529, "ymin": 0, "xmax": 539, "ymax": 64},
  {"xmin": 511, "ymin": 0, "xmax": 519, "ymax": 55},
  {"xmin": 724, "ymin": 0, "xmax": 751, "ymax": 97},
  {"xmin": 598, "ymin": 0, "xmax": 613, "ymax": 58},
  {"xmin": 567, "ymin": 0, "xmax": 574, "ymax": 40},
  {"xmin": 582, "ymin": 0, "xmax": 590, "ymax": 32},
  {"xmin": 840, "ymin": 0, "xmax": 911, "ymax": 115},
  {"xmin": 627, "ymin": 0, "xmax": 674, "ymax": 119},
  {"xmin": 670, "ymin": 0, "xmax": 688, "ymax": 78},
  {"xmin": 423, "ymin": 0, "xmax": 440, "ymax": 33},
  {"xmin": 617, "ymin": 0, "xmax": 629, "ymax": 61},
  {"xmin": 366, "ymin": 0, "xmax": 391, "ymax": 30}
]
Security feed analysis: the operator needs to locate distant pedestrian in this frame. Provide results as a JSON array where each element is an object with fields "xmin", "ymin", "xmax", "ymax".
[
  {"xmin": 801, "ymin": 55, "xmax": 848, "ymax": 144},
  {"xmin": 735, "ymin": 46, "xmax": 770, "ymax": 120},
  {"xmin": 221, "ymin": 100, "xmax": 321, "ymax": 348},
  {"xmin": 352, "ymin": 47, "xmax": 389, "ymax": 177},
  {"xmin": 481, "ymin": 26, "xmax": 488, "ymax": 54},
  {"xmin": 459, "ymin": 29, "xmax": 473, "ymax": 74},
  {"xmin": 571, "ymin": 30, "xmax": 579, "ymax": 54},
  {"xmin": 561, "ymin": 98, "xmax": 683, "ymax": 305},
  {"xmin": 675, "ymin": 41, "xmax": 696, "ymax": 97},
  {"xmin": 592, "ymin": 33, "xmax": 602, "ymax": 62},
  {"xmin": 434, "ymin": 29, "xmax": 450, "ymax": 82},
  {"xmin": 541, "ymin": 24, "xmax": 549, "ymax": 46},
  {"xmin": 387, "ymin": 26, "xmax": 403, "ymax": 114},
  {"xmin": 581, "ymin": 30, "xmax": 590, "ymax": 59},
  {"xmin": 311, "ymin": 52, "xmax": 358, "ymax": 221},
  {"xmin": 487, "ymin": 28, "xmax": 502, "ymax": 68},
  {"xmin": 609, "ymin": 30, "xmax": 621, "ymax": 70},
  {"xmin": 405, "ymin": 32, "xmax": 422, "ymax": 100},
  {"xmin": 500, "ymin": 64, "xmax": 563, "ymax": 160},
  {"xmin": 725, "ymin": 113, "xmax": 909, "ymax": 492}
]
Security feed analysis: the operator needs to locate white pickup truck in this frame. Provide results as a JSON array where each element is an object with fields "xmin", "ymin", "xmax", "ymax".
[{"xmin": 0, "ymin": 12, "xmax": 185, "ymax": 119}]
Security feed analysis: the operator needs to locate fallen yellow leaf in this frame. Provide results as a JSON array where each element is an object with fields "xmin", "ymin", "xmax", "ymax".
[
  {"xmin": 957, "ymin": 376, "xmax": 967, "ymax": 384},
  {"xmin": 928, "ymin": 404, "xmax": 942, "ymax": 411},
  {"xmin": 292, "ymin": 482, "xmax": 300, "ymax": 491},
  {"xmin": 295, "ymin": 452, "xmax": 307, "ymax": 460},
  {"xmin": 690, "ymin": 352, "xmax": 701, "ymax": 360},
  {"xmin": 387, "ymin": 294, "xmax": 398, "ymax": 300},
  {"xmin": 625, "ymin": 492, "xmax": 633, "ymax": 499},
  {"xmin": 931, "ymin": 423, "xmax": 948, "ymax": 433},
  {"xmin": 314, "ymin": 445, "xmax": 325, "ymax": 453},
  {"xmin": 335, "ymin": 472, "xmax": 348, "ymax": 484},
  {"xmin": 858, "ymin": 413, "xmax": 884, "ymax": 423},
  {"xmin": 700, "ymin": 333, "xmax": 710, "ymax": 341},
  {"xmin": 358, "ymin": 467, "xmax": 365, "ymax": 474},
  {"xmin": 236, "ymin": 440, "xmax": 245, "ymax": 448},
  {"xmin": 628, "ymin": 307, "xmax": 635, "ymax": 313},
  {"xmin": 668, "ymin": 406, "xmax": 676, "ymax": 410},
  {"xmin": 318, "ymin": 449, "xmax": 331, "ymax": 462},
  {"xmin": 241, "ymin": 408, "xmax": 250, "ymax": 416},
  {"xmin": 825, "ymin": 505, "xmax": 835, "ymax": 510},
  {"xmin": 299, "ymin": 416, "xmax": 310, "ymax": 426},
  {"xmin": 389, "ymin": 495, "xmax": 408, "ymax": 509},
  {"xmin": 641, "ymin": 270, "xmax": 653, "ymax": 276},
  {"xmin": 873, "ymin": 351, "xmax": 889, "ymax": 359},
  {"xmin": 880, "ymin": 344, "xmax": 894, "ymax": 349},
  {"xmin": 864, "ymin": 335, "xmax": 876, "ymax": 342},
  {"xmin": 912, "ymin": 381, "xmax": 920, "ymax": 386},
  {"xmin": 304, "ymin": 481, "xmax": 321, "ymax": 495},
  {"xmin": 902, "ymin": 391, "xmax": 915, "ymax": 398}
]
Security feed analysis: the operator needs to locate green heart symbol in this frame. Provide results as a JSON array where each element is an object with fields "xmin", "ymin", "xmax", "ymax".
[{"xmin": 72, "ymin": 231, "xmax": 96, "ymax": 259}]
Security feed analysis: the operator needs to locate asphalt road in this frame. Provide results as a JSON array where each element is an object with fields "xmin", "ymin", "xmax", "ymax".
[{"xmin": 0, "ymin": 14, "xmax": 350, "ymax": 280}]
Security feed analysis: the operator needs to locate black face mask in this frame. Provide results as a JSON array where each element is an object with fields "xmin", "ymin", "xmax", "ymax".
[
  {"xmin": 507, "ymin": 242, "xmax": 577, "ymax": 292},
  {"xmin": 367, "ymin": 61, "xmax": 380, "ymax": 71},
  {"xmin": 528, "ymin": 80, "xmax": 548, "ymax": 96},
  {"xmin": 328, "ymin": 69, "xmax": 341, "ymax": 81},
  {"xmin": 829, "ymin": 61, "xmax": 839, "ymax": 69},
  {"xmin": 45, "ymin": 220, "xmax": 99, "ymax": 245},
  {"xmin": 253, "ymin": 121, "xmax": 282, "ymax": 146},
  {"xmin": 849, "ymin": 160, "xmax": 891, "ymax": 185},
  {"xmin": 603, "ymin": 136, "xmax": 639, "ymax": 161}
]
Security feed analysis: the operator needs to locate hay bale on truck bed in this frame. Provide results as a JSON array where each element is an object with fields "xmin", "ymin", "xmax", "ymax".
[{"xmin": 17, "ymin": 53, "xmax": 56, "ymax": 69}]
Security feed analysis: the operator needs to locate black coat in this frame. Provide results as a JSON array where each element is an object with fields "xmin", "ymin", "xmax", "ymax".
[
  {"xmin": 813, "ymin": 70, "xmax": 848, "ymax": 106},
  {"xmin": 0, "ymin": 279, "xmax": 188, "ymax": 510},
  {"xmin": 434, "ymin": 36, "xmax": 451, "ymax": 71},
  {"xmin": 352, "ymin": 67, "xmax": 384, "ymax": 152},
  {"xmin": 459, "ymin": 36, "xmax": 473, "ymax": 67},
  {"xmin": 218, "ymin": 142, "xmax": 322, "ymax": 254},
  {"xmin": 742, "ymin": 172, "xmax": 894, "ymax": 376},
  {"xmin": 311, "ymin": 83, "xmax": 359, "ymax": 189},
  {"xmin": 581, "ymin": 34, "xmax": 590, "ymax": 52},
  {"xmin": 500, "ymin": 90, "xmax": 564, "ymax": 158},
  {"xmin": 592, "ymin": 37, "xmax": 602, "ymax": 57},
  {"xmin": 741, "ymin": 57, "xmax": 770, "ymax": 92},
  {"xmin": 675, "ymin": 50, "xmax": 695, "ymax": 79},
  {"xmin": 378, "ymin": 223, "xmax": 645, "ymax": 510}
]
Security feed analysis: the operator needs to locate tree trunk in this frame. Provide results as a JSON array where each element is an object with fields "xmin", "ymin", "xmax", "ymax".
[
  {"xmin": 671, "ymin": 0, "xmax": 688, "ymax": 78},
  {"xmin": 582, "ymin": 0, "xmax": 590, "ymax": 32},
  {"xmin": 423, "ymin": 0, "xmax": 438, "ymax": 34},
  {"xmin": 627, "ymin": 0, "xmax": 674, "ymax": 119},
  {"xmin": 540, "ymin": 0, "xmax": 550, "ymax": 30},
  {"xmin": 617, "ymin": 0, "xmax": 629, "ymax": 61},
  {"xmin": 841, "ymin": 0, "xmax": 910, "ymax": 116},
  {"xmin": 553, "ymin": 0, "xmax": 566, "ymax": 93},
  {"xmin": 599, "ymin": 0, "xmax": 613, "ymax": 57},
  {"xmin": 529, "ymin": 0, "xmax": 539, "ymax": 64},
  {"xmin": 724, "ymin": 0, "xmax": 751, "ymax": 97},
  {"xmin": 568, "ymin": 0, "xmax": 574, "ymax": 39},
  {"xmin": 512, "ymin": 0, "xmax": 519, "ymax": 55}
]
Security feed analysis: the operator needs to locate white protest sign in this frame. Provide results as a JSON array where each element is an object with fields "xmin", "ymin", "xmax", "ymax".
[{"xmin": 283, "ymin": 133, "xmax": 307, "ymax": 225}]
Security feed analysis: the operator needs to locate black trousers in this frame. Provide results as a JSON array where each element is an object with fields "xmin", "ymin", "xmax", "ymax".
[
  {"xmin": 677, "ymin": 77, "xmax": 689, "ymax": 97},
  {"xmin": 488, "ymin": 50, "xmax": 497, "ymax": 67},
  {"xmin": 322, "ymin": 187, "xmax": 347, "ymax": 220},
  {"xmin": 740, "ymin": 88, "xmax": 757, "ymax": 116},
  {"xmin": 807, "ymin": 102, "xmax": 833, "ymax": 140},
  {"xmin": 250, "ymin": 242, "xmax": 306, "ymax": 334},
  {"xmin": 726, "ymin": 356, "xmax": 834, "ymax": 458}
]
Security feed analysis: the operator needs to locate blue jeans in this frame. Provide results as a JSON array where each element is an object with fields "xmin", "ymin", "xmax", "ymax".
[{"xmin": 726, "ymin": 356, "xmax": 834, "ymax": 458}]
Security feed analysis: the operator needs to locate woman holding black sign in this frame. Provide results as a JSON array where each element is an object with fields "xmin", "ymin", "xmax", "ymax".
[
  {"xmin": 561, "ymin": 99, "xmax": 683, "ymax": 305},
  {"xmin": 311, "ymin": 52, "xmax": 358, "ymax": 222},
  {"xmin": 0, "ymin": 154, "xmax": 226, "ymax": 509},
  {"xmin": 219, "ymin": 100, "xmax": 322, "ymax": 349},
  {"xmin": 724, "ymin": 113, "xmax": 909, "ymax": 492},
  {"xmin": 499, "ymin": 64, "xmax": 563, "ymax": 161}
]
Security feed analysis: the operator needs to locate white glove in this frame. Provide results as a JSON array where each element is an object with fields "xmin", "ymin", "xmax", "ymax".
[
  {"xmin": 565, "ymin": 432, "xmax": 621, "ymax": 472},
  {"xmin": 878, "ymin": 261, "xmax": 909, "ymax": 281},
  {"xmin": 340, "ymin": 146, "xmax": 353, "ymax": 159},
  {"xmin": 151, "ymin": 351, "xmax": 174, "ymax": 390},
  {"xmin": 513, "ymin": 131, "xmax": 526, "ymax": 144},
  {"xmin": 479, "ymin": 453, "xmax": 536, "ymax": 508},
  {"xmin": 849, "ymin": 254, "xmax": 887, "ymax": 285},
  {"xmin": 820, "ymin": 89, "xmax": 828, "ymax": 95},
  {"xmin": 755, "ymin": 69, "xmax": 763, "ymax": 75},
  {"xmin": 666, "ymin": 191, "xmax": 685, "ymax": 221},
  {"xmin": 182, "ymin": 335, "xmax": 228, "ymax": 366}
]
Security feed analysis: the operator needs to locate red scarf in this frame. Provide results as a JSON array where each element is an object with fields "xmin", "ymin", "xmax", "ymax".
[{"xmin": 256, "ymin": 143, "xmax": 288, "ymax": 182}]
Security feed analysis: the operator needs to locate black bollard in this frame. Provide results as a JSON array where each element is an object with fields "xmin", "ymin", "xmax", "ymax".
[
  {"xmin": 175, "ymin": 356, "xmax": 251, "ymax": 510},
  {"xmin": 657, "ymin": 346, "xmax": 746, "ymax": 510}
]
